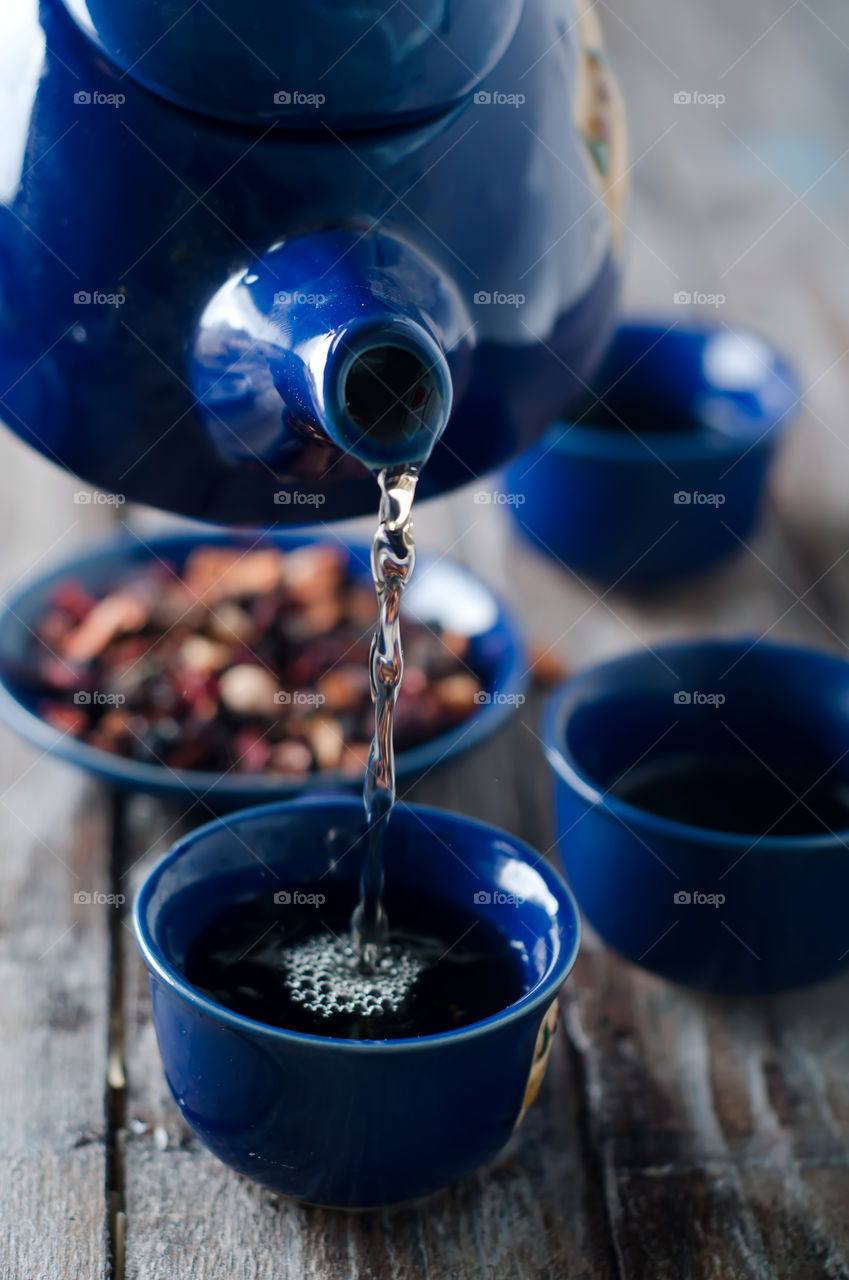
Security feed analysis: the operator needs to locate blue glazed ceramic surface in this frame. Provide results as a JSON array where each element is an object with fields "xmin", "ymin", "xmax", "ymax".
[
  {"xmin": 63, "ymin": 0, "xmax": 526, "ymax": 128},
  {"xmin": 0, "ymin": 530, "xmax": 527, "ymax": 805},
  {"xmin": 192, "ymin": 230, "xmax": 464, "ymax": 473},
  {"xmin": 543, "ymin": 639, "xmax": 849, "ymax": 995},
  {"xmin": 0, "ymin": 0, "xmax": 621, "ymax": 525},
  {"xmin": 506, "ymin": 322, "xmax": 799, "ymax": 586},
  {"xmin": 133, "ymin": 797, "xmax": 581, "ymax": 1207}
]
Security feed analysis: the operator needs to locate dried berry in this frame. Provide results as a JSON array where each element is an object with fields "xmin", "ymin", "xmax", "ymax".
[
  {"xmin": 62, "ymin": 593, "xmax": 148, "ymax": 664},
  {"xmin": 305, "ymin": 715, "xmax": 345, "ymax": 771},
  {"xmin": 316, "ymin": 667, "xmax": 370, "ymax": 713},
  {"xmin": 218, "ymin": 665, "xmax": 280, "ymax": 718},
  {"xmin": 29, "ymin": 544, "xmax": 490, "ymax": 778},
  {"xmin": 271, "ymin": 740, "xmax": 313, "ymax": 776},
  {"xmin": 529, "ymin": 644, "xmax": 568, "ymax": 688},
  {"xmin": 431, "ymin": 674, "xmax": 482, "ymax": 717}
]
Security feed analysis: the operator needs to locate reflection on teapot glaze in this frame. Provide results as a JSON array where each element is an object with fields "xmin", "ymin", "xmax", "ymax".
[{"xmin": 0, "ymin": 0, "xmax": 623, "ymax": 525}]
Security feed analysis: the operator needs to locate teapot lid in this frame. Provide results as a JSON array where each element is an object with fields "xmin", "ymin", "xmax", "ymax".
[{"xmin": 61, "ymin": 0, "xmax": 526, "ymax": 129}]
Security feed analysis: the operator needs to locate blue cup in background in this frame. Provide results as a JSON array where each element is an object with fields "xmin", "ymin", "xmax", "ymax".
[
  {"xmin": 134, "ymin": 797, "xmax": 580, "ymax": 1208},
  {"xmin": 506, "ymin": 321, "xmax": 799, "ymax": 587},
  {"xmin": 542, "ymin": 639, "xmax": 849, "ymax": 995}
]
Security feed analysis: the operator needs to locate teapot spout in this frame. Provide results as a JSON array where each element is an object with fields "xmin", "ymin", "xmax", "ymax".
[
  {"xmin": 280, "ymin": 310, "xmax": 453, "ymax": 471},
  {"xmin": 192, "ymin": 231, "xmax": 468, "ymax": 474}
]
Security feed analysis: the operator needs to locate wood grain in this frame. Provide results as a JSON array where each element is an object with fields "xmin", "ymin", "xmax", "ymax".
[
  {"xmin": 119, "ymin": 720, "xmax": 617, "ymax": 1280},
  {"xmin": 6, "ymin": 0, "xmax": 849, "ymax": 1275},
  {"xmin": 0, "ymin": 434, "xmax": 112, "ymax": 1279}
]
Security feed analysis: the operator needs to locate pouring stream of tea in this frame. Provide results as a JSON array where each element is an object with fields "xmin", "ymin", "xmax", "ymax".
[
  {"xmin": 352, "ymin": 466, "xmax": 419, "ymax": 968},
  {"xmin": 280, "ymin": 464, "xmax": 428, "ymax": 1020}
]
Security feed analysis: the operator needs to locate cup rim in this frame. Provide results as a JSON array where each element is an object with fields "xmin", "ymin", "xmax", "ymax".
[
  {"xmin": 525, "ymin": 318, "xmax": 798, "ymax": 467},
  {"xmin": 542, "ymin": 637, "xmax": 849, "ymax": 853},
  {"xmin": 133, "ymin": 796, "xmax": 582, "ymax": 1052}
]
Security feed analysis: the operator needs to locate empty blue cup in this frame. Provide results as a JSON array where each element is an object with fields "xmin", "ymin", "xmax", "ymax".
[
  {"xmin": 506, "ymin": 321, "xmax": 799, "ymax": 587},
  {"xmin": 134, "ymin": 797, "xmax": 580, "ymax": 1207},
  {"xmin": 543, "ymin": 639, "xmax": 849, "ymax": 995}
]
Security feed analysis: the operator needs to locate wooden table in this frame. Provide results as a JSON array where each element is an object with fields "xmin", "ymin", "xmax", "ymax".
[{"xmin": 4, "ymin": 0, "xmax": 849, "ymax": 1275}]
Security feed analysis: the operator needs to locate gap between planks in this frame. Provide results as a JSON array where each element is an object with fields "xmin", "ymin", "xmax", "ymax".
[{"xmin": 106, "ymin": 789, "xmax": 129, "ymax": 1280}]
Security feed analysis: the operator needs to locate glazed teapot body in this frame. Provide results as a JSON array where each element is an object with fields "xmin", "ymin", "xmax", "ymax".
[{"xmin": 0, "ymin": 0, "xmax": 624, "ymax": 523}]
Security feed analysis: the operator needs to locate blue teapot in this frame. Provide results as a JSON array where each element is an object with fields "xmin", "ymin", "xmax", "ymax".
[{"xmin": 0, "ymin": 0, "xmax": 625, "ymax": 523}]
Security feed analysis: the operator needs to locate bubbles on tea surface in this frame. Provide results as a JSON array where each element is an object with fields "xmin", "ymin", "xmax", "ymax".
[
  {"xmin": 283, "ymin": 932, "xmax": 424, "ymax": 1019},
  {"xmin": 184, "ymin": 885, "xmax": 528, "ymax": 1039}
]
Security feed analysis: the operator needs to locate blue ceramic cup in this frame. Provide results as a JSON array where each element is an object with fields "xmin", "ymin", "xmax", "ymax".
[
  {"xmin": 506, "ymin": 322, "xmax": 799, "ymax": 587},
  {"xmin": 134, "ymin": 797, "xmax": 580, "ymax": 1208},
  {"xmin": 542, "ymin": 639, "xmax": 849, "ymax": 995}
]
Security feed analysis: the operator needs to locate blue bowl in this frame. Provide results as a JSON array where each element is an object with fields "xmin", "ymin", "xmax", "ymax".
[
  {"xmin": 0, "ymin": 530, "xmax": 526, "ymax": 806},
  {"xmin": 133, "ymin": 796, "xmax": 581, "ymax": 1208},
  {"xmin": 542, "ymin": 639, "xmax": 849, "ymax": 995},
  {"xmin": 506, "ymin": 321, "xmax": 799, "ymax": 587}
]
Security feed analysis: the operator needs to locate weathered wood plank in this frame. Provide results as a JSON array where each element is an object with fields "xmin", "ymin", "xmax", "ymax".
[
  {"xmin": 0, "ymin": 434, "xmax": 112, "ymax": 1279},
  {"xmin": 119, "ymin": 0, "xmax": 849, "ymax": 1276},
  {"xmin": 119, "ymin": 717, "xmax": 615, "ymax": 1280},
  {"xmin": 555, "ymin": 0, "xmax": 849, "ymax": 1273}
]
